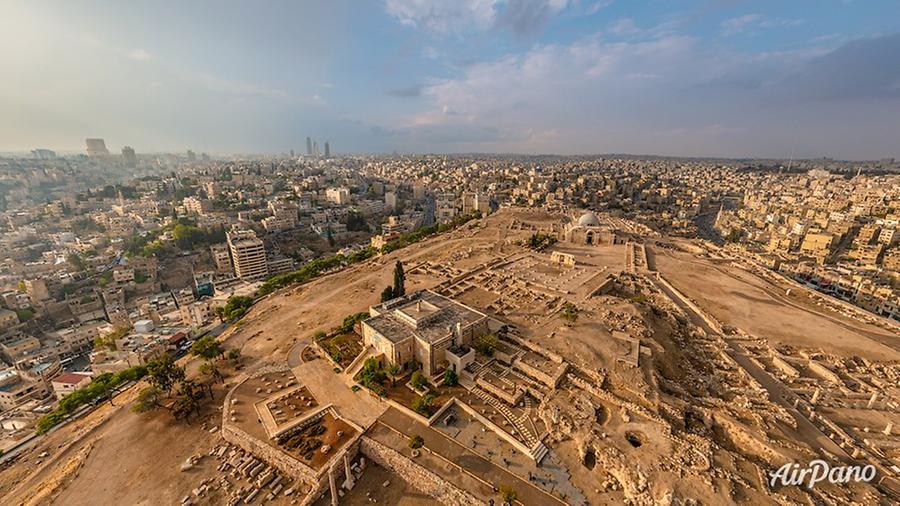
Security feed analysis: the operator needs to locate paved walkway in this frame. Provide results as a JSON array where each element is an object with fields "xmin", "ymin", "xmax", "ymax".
[
  {"xmin": 377, "ymin": 408, "xmax": 567, "ymax": 505},
  {"xmin": 291, "ymin": 358, "xmax": 386, "ymax": 430}
]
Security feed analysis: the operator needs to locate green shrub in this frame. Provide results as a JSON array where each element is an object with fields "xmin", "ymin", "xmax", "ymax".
[{"xmin": 408, "ymin": 434, "xmax": 424, "ymax": 449}]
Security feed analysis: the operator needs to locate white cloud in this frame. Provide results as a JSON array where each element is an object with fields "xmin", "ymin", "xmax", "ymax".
[
  {"xmin": 422, "ymin": 46, "xmax": 440, "ymax": 59},
  {"xmin": 608, "ymin": 18, "xmax": 640, "ymax": 37},
  {"xmin": 606, "ymin": 17, "xmax": 681, "ymax": 40},
  {"xmin": 721, "ymin": 14, "xmax": 803, "ymax": 36},
  {"xmin": 384, "ymin": 0, "xmax": 572, "ymax": 36},
  {"xmin": 395, "ymin": 31, "xmax": 857, "ymax": 154},
  {"xmin": 585, "ymin": 1, "xmax": 613, "ymax": 16},
  {"xmin": 384, "ymin": 0, "xmax": 501, "ymax": 34},
  {"xmin": 128, "ymin": 48, "xmax": 151, "ymax": 61}
]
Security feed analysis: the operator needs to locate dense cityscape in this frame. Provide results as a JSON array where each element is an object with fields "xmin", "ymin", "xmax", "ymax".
[
  {"xmin": 0, "ymin": 141, "xmax": 897, "ymax": 504},
  {"xmin": 3, "ymin": 1, "xmax": 900, "ymax": 505}
]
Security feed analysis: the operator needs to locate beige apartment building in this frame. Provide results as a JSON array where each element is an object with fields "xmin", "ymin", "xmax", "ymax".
[
  {"xmin": 210, "ymin": 243, "xmax": 233, "ymax": 273},
  {"xmin": 800, "ymin": 232, "xmax": 835, "ymax": 263},
  {"xmin": 226, "ymin": 229, "xmax": 269, "ymax": 280}
]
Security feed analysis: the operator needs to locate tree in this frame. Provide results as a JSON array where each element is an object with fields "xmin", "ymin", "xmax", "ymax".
[
  {"xmin": 527, "ymin": 233, "xmax": 557, "ymax": 250},
  {"xmin": 340, "ymin": 312, "xmax": 370, "ymax": 334},
  {"xmin": 15, "ymin": 308, "xmax": 34, "ymax": 323},
  {"xmin": 387, "ymin": 363, "xmax": 401, "ymax": 387},
  {"xmin": 410, "ymin": 370, "xmax": 427, "ymax": 390},
  {"xmin": 199, "ymin": 361, "xmax": 223, "ymax": 384},
  {"xmin": 443, "ymin": 368, "xmax": 458, "ymax": 387},
  {"xmin": 67, "ymin": 253, "xmax": 86, "ymax": 272},
  {"xmin": 214, "ymin": 306, "xmax": 226, "ymax": 322},
  {"xmin": 171, "ymin": 222, "xmax": 205, "ymax": 250},
  {"xmin": 91, "ymin": 373, "xmax": 118, "ymax": 406},
  {"xmin": 411, "ymin": 392, "xmax": 436, "ymax": 415},
  {"xmin": 358, "ymin": 357, "xmax": 387, "ymax": 395},
  {"xmin": 393, "ymin": 261, "xmax": 406, "ymax": 297},
  {"xmin": 408, "ymin": 434, "xmax": 424, "ymax": 449},
  {"xmin": 380, "ymin": 285, "xmax": 395, "ymax": 302},
  {"xmin": 227, "ymin": 348, "xmax": 241, "ymax": 362},
  {"xmin": 172, "ymin": 379, "xmax": 203, "ymax": 423},
  {"xmin": 561, "ymin": 303, "xmax": 579, "ymax": 326},
  {"xmin": 345, "ymin": 212, "xmax": 369, "ymax": 232},
  {"xmin": 132, "ymin": 386, "xmax": 162, "ymax": 413},
  {"xmin": 726, "ymin": 228, "xmax": 743, "ymax": 243},
  {"xmin": 473, "ymin": 333, "xmax": 499, "ymax": 356},
  {"xmin": 222, "ymin": 295, "xmax": 254, "ymax": 322},
  {"xmin": 500, "ymin": 485, "xmax": 518, "ymax": 505},
  {"xmin": 146, "ymin": 354, "xmax": 185, "ymax": 395},
  {"xmin": 190, "ymin": 335, "xmax": 224, "ymax": 361},
  {"xmin": 94, "ymin": 325, "xmax": 130, "ymax": 351}
]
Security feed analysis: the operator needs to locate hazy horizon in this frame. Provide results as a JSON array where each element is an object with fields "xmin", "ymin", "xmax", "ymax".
[{"xmin": 2, "ymin": 1, "xmax": 899, "ymax": 160}]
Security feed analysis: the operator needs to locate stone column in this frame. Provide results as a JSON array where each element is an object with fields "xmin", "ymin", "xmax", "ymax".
[
  {"xmin": 343, "ymin": 453, "xmax": 355, "ymax": 489},
  {"xmin": 867, "ymin": 392, "xmax": 877, "ymax": 409},
  {"xmin": 328, "ymin": 467, "xmax": 338, "ymax": 506}
]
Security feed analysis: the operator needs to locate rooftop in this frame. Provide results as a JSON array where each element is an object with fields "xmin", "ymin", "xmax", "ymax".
[
  {"xmin": 52, "ymin": 372, "xmax": 91, "ymax": 385},
  {"xmin": 365, "ymin": 290, "xmax": 487, "ymax": 345}
]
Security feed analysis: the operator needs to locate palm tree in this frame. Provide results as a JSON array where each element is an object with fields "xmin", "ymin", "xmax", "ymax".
[{"xmin": 387, "ymin": 363, "xmax": 401, "ymax": 387}]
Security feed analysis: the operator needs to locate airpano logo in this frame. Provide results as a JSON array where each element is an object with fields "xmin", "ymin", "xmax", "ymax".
[{"xmin": 769, "ymin": 460, "xmax": 876, "ymax": 489}]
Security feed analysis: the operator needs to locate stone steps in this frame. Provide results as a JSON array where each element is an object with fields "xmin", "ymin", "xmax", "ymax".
[{"xmin": 471, "ymin": 388, "xmax": 538, "ymax": 447}]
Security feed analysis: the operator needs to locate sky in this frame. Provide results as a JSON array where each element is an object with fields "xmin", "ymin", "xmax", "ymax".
[{"xmin": 1, "ymin": 0, "xmax": 899, "ymax": 159}]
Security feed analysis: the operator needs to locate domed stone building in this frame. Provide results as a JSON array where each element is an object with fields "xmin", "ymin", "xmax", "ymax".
[{"xmin": 564, "ymin": 210, "xmax": 614, "ymax": 245}]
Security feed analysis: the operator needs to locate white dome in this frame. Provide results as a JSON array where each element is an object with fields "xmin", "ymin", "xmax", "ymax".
[{"xmin": 576, "ymin": 211, "xmax": 600, "ymax": 227}]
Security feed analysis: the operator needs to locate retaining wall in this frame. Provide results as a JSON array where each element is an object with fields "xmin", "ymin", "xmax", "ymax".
[{"xmin": 359, "ymin": 435, "xmax": 481, "ymax": 506}]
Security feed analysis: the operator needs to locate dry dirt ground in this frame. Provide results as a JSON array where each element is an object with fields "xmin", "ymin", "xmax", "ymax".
[
  {"xmin": 0, "ymin": 218, "xmax": 502, "ymax": 505},
  {"xmin": 4, "ymin": 209, "xmax": 894, "ymax": 505},
  {"xmin": 653, "ymin": 248, "xmax": 899, "ymax": 361}
]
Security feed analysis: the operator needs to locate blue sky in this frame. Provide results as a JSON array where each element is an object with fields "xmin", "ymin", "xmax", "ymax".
[{"xmin": 1, "ymin": 0, "xmax": 898, "ymax": 159}]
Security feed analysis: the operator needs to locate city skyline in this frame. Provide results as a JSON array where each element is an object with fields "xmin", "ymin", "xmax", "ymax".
[{"xmin": 1, "ymin": 1, "xmax": 899, "ymax": 159}]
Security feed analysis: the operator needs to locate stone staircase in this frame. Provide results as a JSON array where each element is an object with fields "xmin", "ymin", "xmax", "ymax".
[
  {"xmin": 529, "ymin": 441, "xmax": 549, "ymax": 463},
  {"xmin": 471, "ymin": 387, "xmax": 539, "ymax": 448},
  {"xmin": 468, "ymin": 359, "xmax": 492, "ymax": 376}
]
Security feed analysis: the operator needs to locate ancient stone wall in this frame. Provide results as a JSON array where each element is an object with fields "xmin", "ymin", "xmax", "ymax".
[
  {"xmin": 513, "ymin": 357, "xmax": 568, "ymax": 388},
  {"xmin": 359, "ymin": 435, "xmax": 481, "ymax": 506},
  {"xmin": 221, "ymin": 421, "xmax": 319, "ymax": 485},
  {"xmin": 221, "ymin": 374, "xmax": 319, "ymax": 486},
  {"xmin": 476, "ymin": 377, "xmax": 523, "ymax": 405},
  {"xmin": 654, "ymin": 273, "xmax": 724, "ymax": 334},
  {"xmin": 452, "ymin": 398, "xmax": 536, "ymax": 457},
  {"xmin": 504, "ymin": 333, "xmax": 565, "ymax": 364}
]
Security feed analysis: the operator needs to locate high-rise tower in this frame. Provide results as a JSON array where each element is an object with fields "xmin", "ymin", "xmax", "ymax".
[{"xmin": 85, "ymin": 138, "xmax": 109, "ymax": 157}]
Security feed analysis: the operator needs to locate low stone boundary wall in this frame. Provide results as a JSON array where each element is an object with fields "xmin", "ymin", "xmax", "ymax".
[
  {"xmin": 476, "ymin": 377, "xmax": 524, "ymax": 405},
  {"xmin": 504, "ymin": 333, "xmax": 565, "ymax": 364},
  {"xmin": 359, "ymin": 435, "xmax": 481, "ymax": 506},
  {"xmin": 452, "ymin": 398, "xmax": 536, "ymax": 457},
  {"xmin": 566, "ymin": 373, "xmax": 668, "ymax": 428},
  {"xmin": 654, "ymin": 273, "xmax": 724, "ymax": 334},
  {"xmin": 513, "ymin": 357, "xmax": 568, "ymax": 388},
  {"xmin": 222, "ymin": 420, "xmax": 319, "ymax": 486}
]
